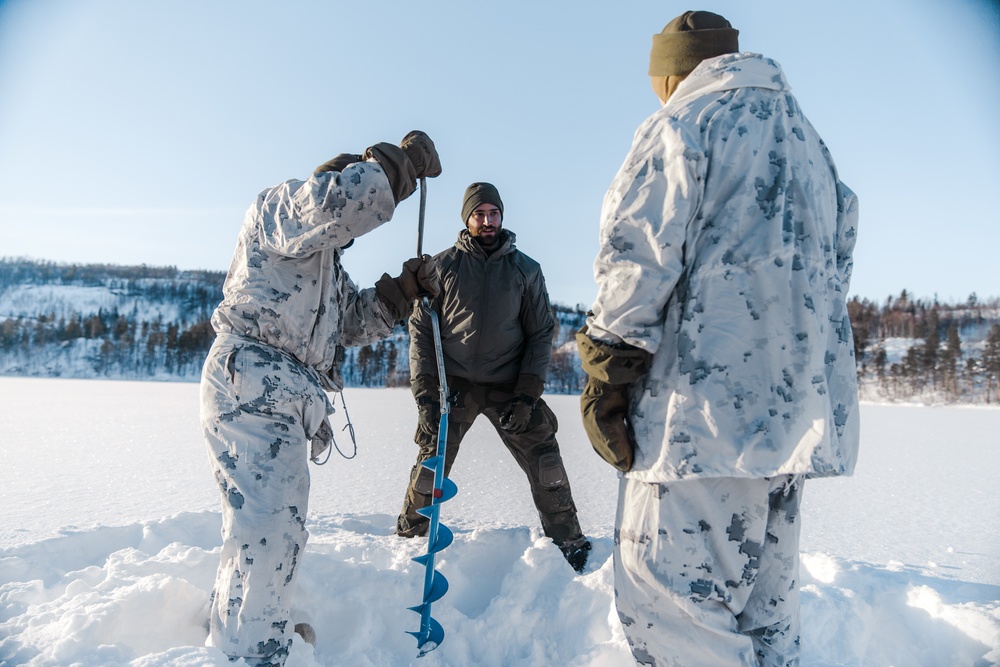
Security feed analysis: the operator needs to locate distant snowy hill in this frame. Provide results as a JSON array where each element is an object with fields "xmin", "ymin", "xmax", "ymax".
[
  {"xmin": 0, "ymin": 258, "xmax": 587, "ymax": 390},
  {"xmin": 2, "ymin": 258, "xmax": 999, "ymax": 403},
  {"xmin": 0, "ymin": 259, "xmax": 221, "ymax": 380}
]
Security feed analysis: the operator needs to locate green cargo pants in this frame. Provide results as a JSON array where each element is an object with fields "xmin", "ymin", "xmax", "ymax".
[{"xmin": 396, "ymin": 381, "xmax": 584, "ymax": 547}]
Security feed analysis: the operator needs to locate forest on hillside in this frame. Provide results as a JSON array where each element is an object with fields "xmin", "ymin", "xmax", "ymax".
[{"xmin": 2, "ymin": 258, "xmax": 999, "ymax": 403}]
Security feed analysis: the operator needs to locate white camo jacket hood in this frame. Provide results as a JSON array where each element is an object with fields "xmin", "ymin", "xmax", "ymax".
[{"xmin": 587, "ymin": 53, "xmax": 860, "ymax": 481}]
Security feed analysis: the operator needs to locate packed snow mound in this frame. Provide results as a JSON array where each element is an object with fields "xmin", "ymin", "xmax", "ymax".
[
  {"xmin": 1, "ymin": 380, "xmax": 998, "ymax": 665},
  {"xmin": 1, "ymin": 512, "xmax": 998, "ymax": 666}
]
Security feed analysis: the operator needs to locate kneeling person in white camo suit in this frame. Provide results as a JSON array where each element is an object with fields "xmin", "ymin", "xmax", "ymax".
[
  {"xmin": 200, "ymin": 131, "xmax": 441, "ymax": 667},
  {"xmin": 578, "ymin": 12, "xmax": 860, "ymax": 667}
]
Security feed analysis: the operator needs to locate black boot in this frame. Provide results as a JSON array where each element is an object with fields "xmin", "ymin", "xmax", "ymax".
[
  {"xmin": 396, "ymin": 514, "xmax": 428, "ymax": 538},
  {"xmin": 559, "ymin": 536, "xmax": 592, "ymax": 573}
]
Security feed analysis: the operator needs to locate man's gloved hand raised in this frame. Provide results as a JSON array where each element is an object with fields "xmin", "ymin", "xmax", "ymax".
[
  {"xmin": 399, "ymin": 131, "xmax": 442, "ymax": 179},
  {"xmin": 576, "ymin": 327, "xmax": 651, "ymax": 472},
  {"xmin": 364, "ymin": 130, "xmax": 441, "ymax": 204},
  {"xmin": 375, "ymin": 255, "xmax": 440, "ymax": 323}
]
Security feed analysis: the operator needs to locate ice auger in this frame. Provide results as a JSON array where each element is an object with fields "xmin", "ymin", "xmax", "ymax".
[{"xmin": 407, "ymin": 178, "xmax": 457, "ymax": 656}]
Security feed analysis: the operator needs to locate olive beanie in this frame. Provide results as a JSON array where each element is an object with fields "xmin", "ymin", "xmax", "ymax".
[
  {"xmin": 461, "ymin": 182, "xmax": 504, "ymax": 224},
  {"xmin": 648, "ymin": 10, "xmax": 739, "ymax": 77}
]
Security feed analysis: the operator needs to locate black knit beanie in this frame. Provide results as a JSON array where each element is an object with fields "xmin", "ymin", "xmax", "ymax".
[
  {"xmin": 461, "ymin": 182, "xmax": 504, "ymax": 224},
  {"xmin": 648, "ymin": 11, "xmax": 739, "ymax": 77}
]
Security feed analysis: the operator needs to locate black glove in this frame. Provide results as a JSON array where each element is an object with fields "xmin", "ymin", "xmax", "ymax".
[
  {"xmin": 399, "ymin": 130, "xmax": 442, "ymax": 179},
  {"xmin": 575, "ymin": 327, "xmax": 651, "ymax": 472},
  {"xmin": 374, "ymin": 256, "xmax": 439, "ymax": 322},
  {"xmin": 499, "ymin": 395, "xmax": 534, "ymax": 433},
  {"xmin": 314, "ymin": 153, "xmax": 363, "ymax": 174}
]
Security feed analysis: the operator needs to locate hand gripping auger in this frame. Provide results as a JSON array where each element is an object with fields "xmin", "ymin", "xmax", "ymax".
[{"xmin": 407, "ymin": 177, "xmax": 457, "ymax": 656}]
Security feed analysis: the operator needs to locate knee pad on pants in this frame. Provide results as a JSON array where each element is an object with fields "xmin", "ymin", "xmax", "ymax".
[
  {"xmin": 413, "ymin": 465, "xmax": 435, "ymax": 496},
  {"xmin": 538, "ymin": 452, "xmax": 567, "ymax": 488}
]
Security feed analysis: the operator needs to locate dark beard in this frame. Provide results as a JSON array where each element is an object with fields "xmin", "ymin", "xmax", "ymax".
[{"xmin": 474, "ymin": 234, "xmax": 499, "ymax": 253}]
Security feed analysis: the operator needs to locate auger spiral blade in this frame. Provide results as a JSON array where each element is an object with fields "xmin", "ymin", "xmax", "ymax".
[
  {"xmin": 407, "ymin": 295, "xmax": 457, "ymax": 657},
  {"xmin": 406, "ymin": 615, "xmax": 444, "ymax": 657}
]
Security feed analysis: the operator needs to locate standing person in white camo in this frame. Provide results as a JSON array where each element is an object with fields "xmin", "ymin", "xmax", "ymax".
[
  {"xmin": 576, "ymin": 12, "xmax": 860, "ymax": 666},
  {"xmin": 200, "ymin": 131, "xmax": 441, "ymax": 667}
]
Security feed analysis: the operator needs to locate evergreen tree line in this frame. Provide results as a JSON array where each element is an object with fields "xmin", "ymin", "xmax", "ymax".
[
  {"xmin": 0, "ymin": 259, "xmax": 221, "ymax": 379},
  {"xmin": 2, "ymin": 260, "xmax": 999, "ymax": 403},
  {"xmin": 849, "ymin": 291, "xmax": 1000, "ymax": 403}
]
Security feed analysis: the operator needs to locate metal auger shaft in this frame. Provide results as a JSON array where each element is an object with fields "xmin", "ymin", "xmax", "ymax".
[{"xmin": 407, "ymin": 179, "xmax": 457, "ymax": 656}]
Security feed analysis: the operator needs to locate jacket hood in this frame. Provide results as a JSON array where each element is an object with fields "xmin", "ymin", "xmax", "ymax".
[
  {"xmin": 455, "ymin": 228, "xmax": 517, "ymax": 259},
  {"xmin": 667, "ymin": 52, "xmax": 790, "ymax": 110}
]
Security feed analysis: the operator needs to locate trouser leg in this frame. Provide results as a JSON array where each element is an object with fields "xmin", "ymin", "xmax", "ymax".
[
  {"xmin": 201, "ymin": 341, "xmax": 325, "ymax": 666},
  {"xmin": 739, "ymin": 477, "xmax": 804, "ymax": 667},
  {"xmin": 613, "ymin": 475, "xmax": 803, "ymax": 667},
  {"xmin": 396, "ymin": 402, "xmax": 475, "ymax": 537},
  {"xmin": 486, "ymin": 399, "xmax": 583, "ymax": 546}
]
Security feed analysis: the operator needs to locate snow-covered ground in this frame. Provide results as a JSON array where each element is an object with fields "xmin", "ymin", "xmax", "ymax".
[{"xmin": 0, "ymin": 377, "xmax": 997, "ymax": 666}]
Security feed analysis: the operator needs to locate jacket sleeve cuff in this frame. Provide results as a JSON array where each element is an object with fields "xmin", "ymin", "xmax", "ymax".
[
  {"xmin": 410, "ymin": 373, "xmax": 439, "ymax": 400},
  {"xmin": 363, "ymin": 143, "xmax": 417, "ymax": 204},
  {"xmin": 513, "ymin": 373, "xmax": 545, "ymax": 402},
  {"xmin": 575, "ymin": 326, "xmax": 651, "ymax": 385}
]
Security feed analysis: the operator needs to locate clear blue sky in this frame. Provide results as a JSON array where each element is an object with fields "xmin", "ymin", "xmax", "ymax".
[{"xmin": 1, "ymin": 0, "xmax": 998, "ymax": 308}]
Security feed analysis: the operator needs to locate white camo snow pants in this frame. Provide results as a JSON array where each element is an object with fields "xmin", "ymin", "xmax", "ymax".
[
  {"xmin": 614, "ymin": 475, "xmax": 804, "ymax": 667},
  {"xmin": 200, "ymin": 334, "xmax": 330, "ymax": 666}
]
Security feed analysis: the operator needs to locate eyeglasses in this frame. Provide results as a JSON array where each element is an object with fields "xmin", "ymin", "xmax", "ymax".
[{"xmin": 469, "ymin": 209, "xmax": 501, "ymax": 223}]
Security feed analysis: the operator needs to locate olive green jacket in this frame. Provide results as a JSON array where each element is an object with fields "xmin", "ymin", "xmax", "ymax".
[{"xmin": 409, "ymin": 229, "xmax": 554, "ymax": 397}]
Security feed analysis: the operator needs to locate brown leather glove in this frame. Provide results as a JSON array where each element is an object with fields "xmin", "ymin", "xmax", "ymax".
[
  {"xmin": 399, "ymin": 130, "xmax": 442, "ymax": 179},
  {"xmin": 374, "ymin": 255, "xmax": 439, "ymax": 321},
  {"xmin": 576, "ymin": 327, "xmax": 651, "ymax": 472},
  {"xmin": 396, "ymin": 254, "xmax": 440, "ymax": 300},
  {"xmin": 580, "ymin": 378, "xmax": 634, "ymax": 471},
  {"xmin": 362, "ymin": 131, "xmax": 441, "ymax": 204}
]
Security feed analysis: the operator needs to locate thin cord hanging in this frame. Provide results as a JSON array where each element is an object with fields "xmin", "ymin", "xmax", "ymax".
[
  {"xmin": 333, "ymin": 390, "xmax": 358, "ymax": 460},
  {"xmin": 312, "ymin": 391, "xmax": 358, "ymax": 465}
]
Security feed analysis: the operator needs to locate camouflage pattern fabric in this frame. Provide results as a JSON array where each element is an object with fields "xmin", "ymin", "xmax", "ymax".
[
  {"xmin": 588, "ymin": 51, "xmax": 860, "ymax": 666},
  {"xmin": 587, "ymin": 52, "xmax": 860, "ymax": 482},
  {"xmin": 201, "ymin": 334, "xmax": 332, "ymax": 665},
  {"xmin": 615, "ymin": 475, "xmax": 804, "ymax": 667},
  {"xmin": 202, "ymin": 161, "xmax": 404, "ymax": 665},
  {"xmin": 211, "ymin": 161, "xmax": 400, "ymax": 392}
]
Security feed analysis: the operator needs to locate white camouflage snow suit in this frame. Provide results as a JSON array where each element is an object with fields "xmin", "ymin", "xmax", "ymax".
[
  {"xmin": 587, "ymin": 53, "xmax": 860, "ymax": 666},
  {"xmin": 201, "ymin": 161, "xmax": 400, "ymax": 666}
]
